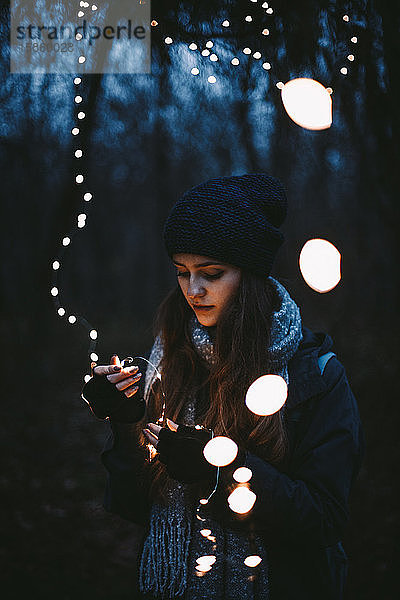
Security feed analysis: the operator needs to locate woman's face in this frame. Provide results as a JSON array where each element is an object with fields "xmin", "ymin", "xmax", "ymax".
[{"xmin": 173, "ymin": 253, "xmax": 241, "ymax": 327}]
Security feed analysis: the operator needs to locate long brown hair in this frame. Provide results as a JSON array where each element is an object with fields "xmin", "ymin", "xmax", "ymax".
[{"xmin": 137, "ymin": 272, "xmax": 290, "ymax": 500}]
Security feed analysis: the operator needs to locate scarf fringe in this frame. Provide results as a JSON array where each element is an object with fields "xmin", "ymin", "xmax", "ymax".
[{"xmin": 139, "ymin": 506, "xmax": 192, "ymax": 598}]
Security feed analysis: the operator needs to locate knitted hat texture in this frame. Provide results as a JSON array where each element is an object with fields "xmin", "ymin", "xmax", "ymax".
[{"xmin": 163, "ymin": 173, "xmax": 287, "ymax": 276}]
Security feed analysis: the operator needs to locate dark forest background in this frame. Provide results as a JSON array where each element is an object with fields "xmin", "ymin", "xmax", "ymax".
[{"xmin": 0, "ymin": 0, "xmax": 398, "ymax": 598}]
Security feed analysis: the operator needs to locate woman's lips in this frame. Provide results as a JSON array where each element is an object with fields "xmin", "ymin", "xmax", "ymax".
[{"xmin": 193, "ymin": 305, "xmax": 214, "ymax": 311}]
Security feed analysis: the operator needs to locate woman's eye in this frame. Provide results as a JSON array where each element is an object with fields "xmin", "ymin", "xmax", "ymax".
[
  {"xmin": 204, "ymin": 272, "xmax": 223, "ymax": 280},
  {"xmin": 176, "ymin": 271, "xmax": 189, "ymax": 277}
]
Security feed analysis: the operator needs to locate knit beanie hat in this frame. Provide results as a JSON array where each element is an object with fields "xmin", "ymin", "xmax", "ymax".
[{"xmin": 163, "ymin": 173, "xmax": 287, "ymax": 276}]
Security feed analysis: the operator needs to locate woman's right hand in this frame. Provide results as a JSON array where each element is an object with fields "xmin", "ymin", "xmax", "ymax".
[
  {"xmin": 94, "ymin": 354, "xmax": 142, "ymax": 399},
  {"xmin": 82, "ymin": 354, "xmax": 146, "ymax": 423}
]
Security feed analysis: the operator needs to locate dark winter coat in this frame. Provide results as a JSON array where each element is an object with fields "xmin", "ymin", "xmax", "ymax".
[{"xmin": 97, "ymin": 327, "xmax": 365, "ymax": 599}]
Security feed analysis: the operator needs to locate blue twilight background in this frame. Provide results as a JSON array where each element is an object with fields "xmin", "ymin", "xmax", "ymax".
[{"xmin": 0, "ymin": 1, "xmax": 397, "ymax": 598}]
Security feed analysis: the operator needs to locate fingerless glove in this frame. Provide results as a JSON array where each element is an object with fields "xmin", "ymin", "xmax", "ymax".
[{"xmin": 81, "ymin": 373, "xmax": 145, "ymax": 424}]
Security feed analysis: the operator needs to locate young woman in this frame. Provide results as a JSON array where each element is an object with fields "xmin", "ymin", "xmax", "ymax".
[{"xmin": 82, "ymin": 173, "xmax": 365, "ymax": 600}]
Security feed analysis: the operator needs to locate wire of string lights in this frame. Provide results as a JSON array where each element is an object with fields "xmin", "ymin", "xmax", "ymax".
[{"xmin": 50, "ymin": 2, "xmax": 99, "ymax": 385}]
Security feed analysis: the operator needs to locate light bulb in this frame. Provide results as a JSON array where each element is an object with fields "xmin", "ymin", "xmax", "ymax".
[
  {"xmin": 299, "ymin": 239, "xmax": 341, "ymax": 293},
  {"xmin": 228, "ymin": 486, "xmax": 257, "ymax": 514},
  {"xmin": 245, "ymin": 374, "xmax": 287, "ymax": 416},
  {"xmin": 244, "ymin": 555, "xmax": 262, "ymax": 567},
  {"xmin": 280, "ymin": 77, "xmax": 332, "ymax": 130},
  {"xmin": 203, "ymin": 436, "xmax": 238, "ymax": 467},
  {"xmin": 233, "ymin": 467, "xmax": 252, "ymax": 483}
]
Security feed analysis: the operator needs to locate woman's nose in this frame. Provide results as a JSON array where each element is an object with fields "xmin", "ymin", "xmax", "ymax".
[{"xmin": 187, "ymin": 280, "xmax": 206, "ymax": 299}]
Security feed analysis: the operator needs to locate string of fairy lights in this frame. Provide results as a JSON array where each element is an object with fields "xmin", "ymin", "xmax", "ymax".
[
  {"xmin": 152, "ymin": 3, "xmax": 358, "ymax": 88},
  {"xmin": 51, "ymin": 2, "xmax": 99, "ymax": 384},
  {"xmin": 50, "ymin": 1, "xmax": 361, "ymax": 576}
]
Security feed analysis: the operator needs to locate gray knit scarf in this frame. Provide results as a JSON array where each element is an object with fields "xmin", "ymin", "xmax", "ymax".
[{"xmin": 139, "ymin": 277, "xmax": 303, "ymax": 599}]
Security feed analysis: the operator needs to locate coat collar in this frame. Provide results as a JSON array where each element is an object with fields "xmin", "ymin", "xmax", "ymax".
[{"xmin": 286, "ymin": 327, "xmax": 333, "ymax": 409}]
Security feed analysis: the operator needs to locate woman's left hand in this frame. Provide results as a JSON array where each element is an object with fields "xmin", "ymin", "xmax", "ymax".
[{"xmin": 143, "ymin": 419, "xmax": 215, "ymax": 484}]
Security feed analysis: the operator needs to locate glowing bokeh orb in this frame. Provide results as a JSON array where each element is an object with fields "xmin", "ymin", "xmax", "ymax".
[
  {"xmin": 71, "ymin": 128, "xmax": 79, "ymax": 136},
  {"xmin": 262, "ymin": 62, "xmax": 271, "ymax": 70},
  {"xmin": 233, "ymin": 467, "xmax": 252, "ymax": 483},
  {"xmin": 299, "ymin": 238, "xmax": 341, "ymax": 293},
  {"xmin": 58, "ymin": 308, "xmax": 65, "ymax": 316},
  {"xmin": 244, "ymin": 555, "xmax": 262, "ymax": 567},
  {"xmin": 231, "ymin": 58, "xmax": 240, "ymax": 66},
  {"xmin": 196, "ymin": 555, "xmax": 216, "ymax": 566},
  {"xmin": 164, "ymin": 37, "xmax": 173, "ymax": 44},
  {"xmin": 202, "ymin": 49, "xmax": 210, "ymax": 57},
  {"xmin": 222, "ymin": 20, "xmax": 230, "ymax": 27},
  {"xmin": 83, "ymin": 193, "xmax": 92, "ymax": 201},
  {"xmin": 280, "ymin": 78, "xmax": 332, "ymax": 130},
  {"xmin": 84, "ymin": 374, "xmax": 91, "ymax": 383},
  {"xmin": 78, "ymin": 112, "xmax": 85, "ymax": 119},
  {"xmin": 89, "ymin": 329, "xmax": 98, "ymax": 340},
  {"xmin": 243, "ymin": 47, "xmax": 251, "ymax": 55},
  {"xmin": 207, "ymin": 76, "xmax": 216, "ymax": 84},
  {"xmin": 227, "ymin": 486, "xmax": 257, "ymax": 514},
  {"xmin": 210, "ymin": 54, "xmax": 218, "ymax": 62},
  {"xmin": 68, "ymin": 315, "xmax": 77, "ymax": 324},
  {"xmin": 199, "ymin": 498, "xmax": 208, "ymax": 505},
  {"xmin": 51, "ymin": 287, "xmax": 58, "ymax": 296},
  {"xmin": 90, "ymin": 352, "xmax": 98, "ymax": 361},
  {"xmin": 200, "ymin": 529, "xmax": 211, "ymax": 537},
  {"xmin": 205, "ymin": 41, "xmax": 213, "ymax": 48},
  {"xmin": 253, "ymin": 52, "xmax": 261, "ymax": 59},
  {"xmin": 78, "ymin": 56, "xmax": 86, "ymax": 64},
  {"xmin": 189, "ymin": 43, "xmax": 197, "ymax": 50},
  {"xmin": 74, "ymin": 77, "xmax": 81, "ymax": 85},
  {"xmin": 191, "ymin": 68, "xmax": 199, "ymax": 75},
  {"xmin": 75, "ymin": 150, "xmax": 83, "ymax": 158},
  {"xmin": 196, "ymin": 564, "xmax": 212, "ymax": 572},
  {"xmin": 245, "ymin": 375, "xmax": 287, "ymax": 416},
  {"xmin": 203, "ymin": 436, "xmax": 238, "ymax": 467},
  {"xmin": 52, "ymin": 261, "xmax": 60, "ymax": 270},
  {"xmin": 62, "ymin": 237, "xmax": 71, "ymax": 246},
  {"xmin": 340, "ymin": 67, "xmax": 348, "ymax": 75},
  {"xmin": 245, "ymin": 16, "xmax": 252, "ymax": 22},
  {"xmin": 76, "ymin": 175, "xmax": 84, "ymax": 184}
]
